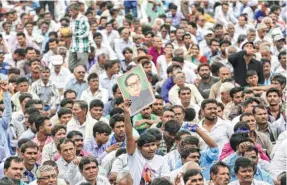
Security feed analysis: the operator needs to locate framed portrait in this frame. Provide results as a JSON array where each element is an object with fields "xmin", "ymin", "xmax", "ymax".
[{"xmin": 117, "ymin": 64, "xmax": 156, "ymax": 116}]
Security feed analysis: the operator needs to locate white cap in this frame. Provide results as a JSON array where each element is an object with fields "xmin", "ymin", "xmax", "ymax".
[
  {"xmin": 203, "ymin": 30, "xmax": 214, "ymax": 36},
  {"xmin": 274, "ymin": 34, "xmax": 284, "ymax": 41},
  {"xmin": 50, "ymin": 55, "xmax": 64, "ymax": 65},
  {"xmin": 248, "ymin": 0, "xmax": 258, "ymax": 7}
]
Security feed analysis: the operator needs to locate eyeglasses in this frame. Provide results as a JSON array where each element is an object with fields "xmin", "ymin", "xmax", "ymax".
[
  {"xmin": 39, "ymin": 174, "xmax": 57, "ymax": 180},
  {"xmin": 127, "ymin": 79, "xmax": 141, "ymax": 88}
]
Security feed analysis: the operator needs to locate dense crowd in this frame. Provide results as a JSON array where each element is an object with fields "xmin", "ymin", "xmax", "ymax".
[{"xmin": 0, "ymin": 0, "xmax": 286, "ymax": 185}]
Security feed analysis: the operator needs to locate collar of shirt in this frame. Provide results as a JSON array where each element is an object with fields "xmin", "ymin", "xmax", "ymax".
[
  {"xmin": 58, "ymin": 156, "xmax": 70, "ymax": 167},
  {"xmin": 33, "ymin": 134, "xmax": 53, "ymax": 146},
  {"xmin": 87, "ymin": 87, "xmax": 101, "ymax": 96},
  {"xmin": 120, "ymin": 38, "xmax": 132, "ymax": 45},
  {"xmin": 71, "ymin": 77, "xmax": 87, "ymax": 85},
  {"xmin": 37, "ymin": 79, "xmax": 53, "ymax": 86},
  {"xmin": 91, "ymin": 138, "xmax": 106, "ymax": 150},
  {"xmin": 198, "ymin": 117, "xmax": 225, "ymax": 130}
]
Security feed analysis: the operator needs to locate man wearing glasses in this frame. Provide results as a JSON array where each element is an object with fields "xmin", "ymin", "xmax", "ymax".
[
  {"xmin": 36, "ymin": 165, "xmax": 58, "ymax": 185},
  {"xmin": 125, "ymin": 73, "xmax": 154, "ymax": 115}
]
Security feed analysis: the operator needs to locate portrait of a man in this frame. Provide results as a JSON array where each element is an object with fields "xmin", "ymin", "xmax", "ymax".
[{"xmin": 117, "ymin": 65, "xmax": 155, "ymax": 115}]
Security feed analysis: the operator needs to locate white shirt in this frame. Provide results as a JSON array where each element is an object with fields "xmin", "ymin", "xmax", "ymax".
[
  {"xmin": 214, "ymin": 6, "xmax": 238, "ymax": 27},
  {"xmin": 114, "ymin": 38, "xmax": 135, "ymax": 60},
  {"xmin": 198, "ymin": 117, "xmax": 233, "ymax": 151},
  {"xmin": 228, "ymin": 179, "xmax": 270, "ymax": 185},
  {"xmin": 128, "ymin": 148, "xmax": 170, "ymax": 185},
  {"xmin": 270, "ymin": 139, "xmax": 287, "ymax": 179},
  {"xmin": 156, "ymin": 55, "xmax": 172, "ymax": 80},
  {"xmin": 111, "ymin": 154, "xmax": 128, "ymax": 173},
  {"xmin": 101, "ymin": 30, "xmax": 120, "ymax": 49},
  {"xmin": 99, "ymin": 72, "xmax": 120, "ymax": 99},
  {"xmin": 50, "ymin": 67, "xmax": 72, "ymax": 89},
  {"xmin": 80, "ymin": 87, "xmax": 109, "ymax": 105},
  {"xmin": 75, "ymin": 175, "xmax": 110, "ymax": 185},
  {"xmin": 270, "ymin": 131, "xmax": 287, "ymax": 158}
]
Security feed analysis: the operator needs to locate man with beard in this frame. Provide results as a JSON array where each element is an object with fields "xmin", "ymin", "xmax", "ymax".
[
  {"xmin": 229, "ymin": 157, "xmax": 270, "ymax": 185},
  {"xmin": 132, "ymin": 106, "xmax": 160, "ymax": 134},
  {"xmin": 3, "ymin": 156, "xmax": 27, "ymax": 185},
  {"xmin": 266, "ymin": 88, "xmax": 282, "ymax": 123},
  {"xmin": 75, "ymin": 157, "xmax": 110, "ymax": 185},
  {"xmin": 66, "ymin": 131, "xmax": 90, "ymax": 158},
  {"xmin": 32, "ymin": 115, "xmax": 53, "ymax": 164},
  {"xmin": 159, "ymin": 120, "xmax": 180, "ymax": 155},
  {"xmin": 209, "ymin": 162, "xmax": 230, "ymax": 185},
  {"xmin": 107, "ymin": 114, "xmax": 126, "ymax": 148},
  {"xmin": 228, "ymin": 42, "xmax": 264, "ymax": 87},
  {"xmin": 31, "ymin": 66, "xmax": 60, "ymax": 110},
  {"xmin": 151, "ymin": 95, "xmax": 164, "ymax": 117},
  {"xmin": 210, "ymin": 40, "xmax": 231, "ymax": 64},
  {"xmin": 142, "ymin": 60, "xmax": 161, "ymax": 86},
  {"xmin": 25, "ymin": 58, "xmax": 41, "ymax": 85},
  {"xmin": 152, "ymin": 108, "xmax": 175, "ymax": 130},
  {"xmin": 20, "ymin": 141, "xmax": 39, "ymax": 184},
  {"xmin": 198, "ymin": 99, "xmax": 233, "ymax": 151},
  {"xmin": 196, "ymin": 63, "xmax": 219, "ymax": 99},
  {"xmin": 253, "ymin": 105, "xmax": 283, "ymax": 143}
]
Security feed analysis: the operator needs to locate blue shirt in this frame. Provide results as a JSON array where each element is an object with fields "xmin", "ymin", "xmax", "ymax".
[
  {"xmin": 160, "ymin": 77, "xmax": 174, "ymax": 103},
  {"xmin": 0, "ymin": 92, "xmax": 12, "ymax": 157},
  {"xmin": 106, "ymin": 134, "xmax": 126, "ymax": 148},
  {"xmin": 65, "ymin": 78, "xmax": 88, "ymax": 99},
  {"xmin": 83, "ymin": 138, "xmax": 108, "ymax": 164},
  {"xmin": 0, "ymin": 62, "xmax": 11, "ymax": 75}
]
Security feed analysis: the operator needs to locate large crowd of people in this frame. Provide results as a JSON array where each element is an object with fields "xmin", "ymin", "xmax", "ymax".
[{"xmin": 0, "ymin": 0, "xmax": 286, "ymax": 185}]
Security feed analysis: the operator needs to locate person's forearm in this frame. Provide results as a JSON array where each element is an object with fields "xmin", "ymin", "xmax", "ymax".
[
  {"xmin": 196, "ymin": 127, "xmax": 217, "ymax": 148},
  {"xmin": 124, "ymin": 111, "xmax": 133, "ymax": 139}
]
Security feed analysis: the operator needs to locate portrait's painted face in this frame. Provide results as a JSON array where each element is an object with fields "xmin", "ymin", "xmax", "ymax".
[{"xmin": 126, "ymin": 74, "xmax": 142, "ymax": 97}]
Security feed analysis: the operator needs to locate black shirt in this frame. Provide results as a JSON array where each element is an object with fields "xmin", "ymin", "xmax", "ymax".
[{"xmin": 228, "ymin": 50, "xmax": 264, "ymax": 87}]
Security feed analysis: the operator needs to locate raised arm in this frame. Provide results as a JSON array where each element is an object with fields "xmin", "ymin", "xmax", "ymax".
[
  {"xmin": 123, "ymin": 100, "xmax": 136, "ymax": 155},
  {"xmin": 0, "ymin": 81, "xmax": 11, "ymax": 130}
]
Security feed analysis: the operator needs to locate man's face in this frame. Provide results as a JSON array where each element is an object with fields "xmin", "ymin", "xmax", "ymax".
[
  {"xmin": 34, "ymin": 104, "xmax": 44, "ymax": 115},
  {"xmin": 122, "ymin": 29, "xmax": 130, "ymax": 40},
  {"xmin": 219, "ymin": 68, "xmax": 231, "ymax": 81},
  {"xmin": 221, "ymin": 91, "xmax": 231, "ymax": 103},
  {"xmin": 220, "ymin": 43, "xmax": 230, "ymax": 55},
  {"xmin": 241, "ymin": 115, "xmax": 256, "ymax": 131},
  {"xmin": 174, "ymin": 73, "xmax": 185, "ymax": 86},
  {"xmin": 81, "ymin": 162, "xmax": 98, "ymax": 182},
  {"xmin": 212, "ymin": 167, "xmax": 230, "ymax": 185},
  {"xmin": 90, "ymin": 106, "xmax": 103, "ymax": 120},
  {"xmin": 26, "ymin": 50, "xmax": 36, "ymax": 60},
  {"xmin": 25, "ymin": 24, "xmax": 33, "ymax": 33},
  {"xmin": 280, "ymin": 55, "xmax": 286, "ymax": 67},
  {"xmin": 176, "ymin": 29, "xmax": 184, "ymax": 41},
  {"xmin": 41, "ymin": 23, "xmax": 49, "ymax": 34},
  {"xmin": 222, "ymin": 4, "xmax": 229, "ymax": 13},
  {"xmin": 126, "ymin": 75, "xmax": 142, "ymax": 97},
  {"xmin": 184, "ymin": 35, "xmax": 191, "ymax": 45},
  {"xmin": 143, "ymin": 63, "xmax": 152, "ymax": 76},
  {"xmin": 152, "ymin": 99, "xmax": 164, "ymax": 115},
  {"xmin": 72, "ymin": 104, "xmax": 85, "ymax": 119},
  {"xmin": 173, "ymin": 107, "xmax": 185, "ymax": 124},
  {"xmin": 185, "ymin": 173, "xmax": 204, "ymax": 185},
  {"xmin": 40, "ymin": 70, "xmax": 50, "ymax": 81},
  {"xmin": 21, "ymin": 97, "xmax": 31, "ymax": 108},
  {"xmin": 3, "ymin": 23, "xmax": 11, "ymax": 33},
  {"xmin": 66, "ymin": 92, "xmax": 77, "ymax": 100},
  {"xmin": 113, "ymin": 121, "xmax": 125, "ymax": 139},
  {"xmin": 247, "ymin": 32, "xmax": 256, "ymax": 42},
  {"xmin": 238, "ymin": 17, "xmax": 246, "ymax": 26},
  {"xmin": 244, "ymin": 102, "xmax": 258, "ymax": 113},
  {"xmin": 17, "ymin": 82, "xmax": 29, "ymax": 92},
  {"xmin": 139, "ymin": 142, "xmax": 157, "ymax": 159},
  {"xmin": 109, "ymin": 63, "xmax": 119, "ymax": 75},
  {"xmin": 271, "ymin": 80, "xmax": 283, "ymax": 91},
  {"xmin": 260, "ymin": 50, "xmax": 271, "ymax": 60},
  {"xmin": 74, "ymin": 67, "xmax": 86, "ymax": 81},
  {"xmin": 210, "ymin": 41, "xmax": 219, "ymax": 53},
  {"xmin": 232, "ymin": 91, "xmax": 243, "ymax": 104},
  {"xmin": 141, "ymin": 107, "xmax": 152, "ymax": 119},
  {"xmin": 30, "ymin": 61, "xmax": 41, "ymax": 73},
  {"xmin": 258, "ymin": 29, "xmax": 267, "ymax": 38},
  {"xmin": 4, "ymin": 160, "xmax": 25, "ymax": 181},
  {"xmin": 94, "ymin": 36, "xmax": 102, "ymax": 45},
  {"xmin": 243, "ymin": 150, "xmax": 258, "ymax": 164},
  {"xmin": 114, "ymin": 87, "xmax": 122, "ymax": 98},
  {"xmin": 202, "ymin": 103, "xmax": 217, "ymax": 121},
  {"xmin": 22, "ymin": 148, "xmax": 38, "ymax": 167},
  {"xmin": 267, "ymin": 92, "xmax": 280, "ymax": 106},
  {"xmin": 54, "ymin": 128, "xmax": 66, "ymax": 141},
  {"xmin": 69, "ymin": 8, "xmax": 79, "ymax": 18},
  {"xmin": 59, "ymin": 114, "xmax": 72, "ymax": 125},
  {"xmin": 17, "ymin": 35, "xmax": 26, "ymax": 45},
  {"xmin": 217, "ymin": 106, "xmax": 223, "ymax": 118},
  {"xmin": 263, "ymin": 62, "xmax": 271, "ymax": 76},
  {"xmin": 37, "ymin": 170, "xmax": 57, "ymax": 185},
  {"xmin": 179, "ymin": 90, "xmax": 191, "ymax": 104},
  {"xmin": 153, "ymin": 37, "xmax": 162, "ymax": 48},
  {"xmin": 124, "ymin": 51, "xmax": 133, "ymax": 61},
  {"xmin": 198, "ymin": 66, "xmax": 210, "ymax": 80},
  {"xmin": 41, "ymin": 120, "xmax": 52, "ymax": 135},
  {"xmin": 97, "ymin": 132, "xmax": 110, "ymax": 144},
  {"xmin": 161, "ymin": 111, "xmax": 175, "ymax": 124},
  {"xmin": 49, "ymin": 41, "xmax": 58, "ymax": 51},
  {"xmin": 236, "ymin": 167, "xmax": 254, "ymax": 184},
  {"xmin": 227, "ymin": 25, "xmax": 235, "ymax": 35},
  {"xmin": 60, "ymin": 142, "xmax": 76, "ymax": 162},
  {"xmin": 89, "ymin": 78, "xmax": 99, "ymax": 90},
  {"xmin": 185, "ymin": 152, "xmax": 200, "ymax": 164},
  {"xmin": 254, "ymin": 108, "xmax": 268, "ymax": 125},
  {"xmin": 71, "ymin": 135, "xmax": 84, "ymax": 151},
  {"xmin": 144, "ymin": 34, "xmax": 153, "ymax": 43}
]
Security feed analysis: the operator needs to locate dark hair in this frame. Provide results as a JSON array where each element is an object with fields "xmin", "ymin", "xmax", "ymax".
[
  {"xmin": 93, "ymin": 32, "xmax": 102, "ymax": 39},
  {"xmin": 178, "ymin": 86, "xmax": 191, "ymax": 96},
  {"xmin": 42, "ymin": 160, "xmax": 58, "ymax": 168},
  {"xmin": 242, "ymin": 89, "xmax": 254, "ymax": 97},
  {"xmin": 239, "ymin": 112, "xmax": 254, "ymax": 121},
  {"xmin": 0, "ymin": 177, "xmax": 14, "ymax": 185},
  {"xmin": 93, "ymin": 121, "xmax": 112, "ymax": 137},
  {"xmin": 261, "ymin": 58, "xmax": 271, "ymax": 66},
  {"xmin": 60, "ymin": 98, "xmax": 74, "ymax": 108},
  {"xmin": 201, "ymin": 99, "xmax": 217, "ymax": 110},
  {"xmin": 172, "ymin": 56, "xmax": 184, "ymax": 64},
  {"xmin": 211, "ymin": 62, "xmax": 224, "ymax": 76},
  {"xmin": 243, "ymin": 97, "xmax": 260, "ymax": 108},
  {"xmin": 171, "ymin": 105, "xmax": 185, "ymax": 114},
  {"xmin": 16, "ymin": 32, "xmax": 26, "ymax": 38},
  {"xmin": 8, "ymin": 68, "xmax": 21, "ymax": 75},
  {"xmin": 181, "ymin": 136, "xmax": 199, "ymax": 148},
  {"xmin": 183, "ymin": 169, "xmax": 203, "ymax": 183},
  {"xmin": 19, "ymin": 93, "xmax": 32, "ymax": 104},
  {"xmin": 25, "ymin": 47, "xmax": 36, "ymax": 54},
  {"xmin": 64, "ymin": 89, "xmax": 77, "ymax": 98},
  {"xmin": 28, "ymin": 112, "xmax": 41, "ymax": 126},
  {"xmin": 175, "ymin": 130, "xmax": 191, "ymax": 141},
  {"xmin": 234, "ymin": 157, "xmax": 255, "ymax": 174},
  {"xmin": 217, "ymin": 102, "xmax": 224, "ymax": 111},
  {"xmin": 266, "ymin": 87, "xmax": 281, "ymax": 97},
  {"xmin": 150, "ymin": 178, "xmax": 172, "ymax": 185},
  {"xmin": 109, "ymin": 114, "xmax": 125, "ymax": 129},
  {"xmin": 14, "ymin": 48, "xmax": 26, "ymax": 57},
  {"xmin": 67, "ymin": 130, "xmax": 83, "ymax": 139},
  {"xmin": 18, "ymin": 138, "xmax": 30, "ymax": 149},
  {"xmin": 16, "ymin": 76, "xmax": 28, "ymax": 85},
  {"xmin": 145, "ymin": 128, "xmax": 162, "ymax": 141},
  {"xmin": 57, "ymin": 107, "xmax": 72, "ymax": 118},
  {"xmin": 230, "ymin": 87, "xmax": 244, "ymax": 98},
  {"xmin": 233, "ymin": 121, "xmax": 250, "ymax": 132},
  {"xmin": 4, "ymin": 156, "xmax": 23, "ymax": 170},
  {"xmin": 229, "ymin": 132, "xmax": 250, "ymax": 151},
  {"xmin": 180, "ymin": 147, "xmax": 200, "ymax": 159},
  {"xmin": 112, "ymin": 84, "xmax": 119, "ymax": 94},
  {"xmin": 24, "ymin": 107, "xmax": 40, "ymax": 115},
  {"xmin": 246, "ymin": 70, "xmax": 258, "ymax": 78},
  {"xmin": 220, "ymin": 40, "xmax": 231, "ymax": 47},
  {"xmin": 278, "ymin": 51, "xmax": 286, "ymax": 60},
  {"xmin": 35, "ymin": 115, "xmax": 50, "ymax": 132},
  {"xmin": 115, "ymin": 148, "xmax": 126, "ymax": 157},
  {"xmin": 57, "ymin": 138, "xmax": 75, "ymax": 152},
  {"xmin": 137, "ymin": 133, "xmax": 156, "ymax": 148},
  {"xmin": 184, "ymin": 108, "xmax": 196, "ymax": 122},
  {"xmin": 252, "ymin": 104, "xmax": 266, "ymax": 115},
  {"xmin": 271, "ymin": 74, "xmax": 286, "ymax": 87},
  {"xmin": 210, "ymin": 161, "xmax": 230, "ymax": 176},
  {"xmin": 242, "ymin": 146, "xmax": 259, "ymax": 156},
  {"xmin": 90, "ymin": 99, "xmax": 104, "ymax": 109},
  {"xmin": 164, "ymin": 120, "xmax": 180, "ymax": 135},
  {"xmin": 79, "ymin": 156, "xmax": 98, "ymax": 171},
  {"xmin": 115, "ymin": 97, "xmax": 124, "ymax": 106},
  {"xmin": 210, "ymin": 38, "xmax": 220, "ymax": 45},
  {"xmin": 122, "ymin": 47, "xmax": 133, "ymax": 55},
  {"xmin": 51, "ymin": 124, "xmax": 67, "ymax": 137},
  {"xmin": 74, "ymin": 100, "xmax": 88, "ymax": 113},
  {"xmin": 20, "ymin": 141, "xmax": 38, "ymax": 153},
  {"xmin": 110, "ymin": 108, "xmax": 124, "ymax": 117},
  {"xmin": 29, "ymin": 58, "xmax": 41, "ymax": 66},
  {"xmin": 197, "ymin": 63, "xmax": 211, "ymax": 72}
]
